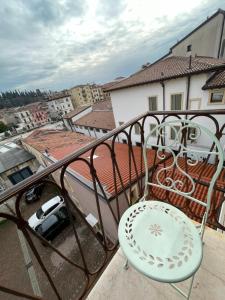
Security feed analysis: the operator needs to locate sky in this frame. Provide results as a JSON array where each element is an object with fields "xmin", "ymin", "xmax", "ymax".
[{"xmin": 1, "ymin": 0, "xmax": 225, "ymax": 92}]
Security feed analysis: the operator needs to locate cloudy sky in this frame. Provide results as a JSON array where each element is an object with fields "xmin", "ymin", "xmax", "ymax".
[{"xmin": 1, "ymin": 0, "xmax": 225, "ymax": 92}]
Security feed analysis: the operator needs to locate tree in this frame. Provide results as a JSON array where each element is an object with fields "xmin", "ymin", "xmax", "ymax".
[{"xmin": 0, "ymin": 121, "xmax": 8, "ymax": 133}]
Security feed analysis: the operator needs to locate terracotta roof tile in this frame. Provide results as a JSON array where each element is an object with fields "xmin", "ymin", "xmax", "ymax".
[
  {"xmin": 92, "ymin": 100, "xmax": 112, "ymax": 111},
  {"xmin": 107, "ymin": 56, "xmax": 225, "ymax": 91},
  {"xmin": 203, "ymin": 70, "xmax": 225, "ymax": 89},
  {"xmin": 74, "ymin": 111, "xmax": 116, "ymax": 130},
  {"xmin": 22, "ymin": 129, "xmax": 94, "ymax": 153}
]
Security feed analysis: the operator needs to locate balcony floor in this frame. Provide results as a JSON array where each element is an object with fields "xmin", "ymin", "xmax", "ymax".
[{"xmin": 87, "ymin": 226, "xmax": 225, "ymax": 300}]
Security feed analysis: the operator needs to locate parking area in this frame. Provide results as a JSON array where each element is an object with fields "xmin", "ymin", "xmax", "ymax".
[{"xmin": 0, "ymin": 182, "xmax": 106, "ymax": 300}]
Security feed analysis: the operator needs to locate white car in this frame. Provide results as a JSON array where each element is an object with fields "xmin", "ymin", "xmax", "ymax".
[{"xmin": 28, "ymin": 196, "xmax": 65, "ymax": 230}]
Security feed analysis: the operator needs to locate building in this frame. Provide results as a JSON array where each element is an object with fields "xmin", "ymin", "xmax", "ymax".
[
  {"xmin": 69, "ymin": 84, "xmax": 105, "ymax": 108},
  {"xmin": 0, "ymin": 108, "xmax": 17, "ymax": 127},
  {"xmin": 168, "ymin": 9, "xmax": 225, "ymax": 58},
  {"xmin": 0, "ymin": 142, "xmax": 38, "ymax": 192},
  {"xmin": 46, "ymin": 94, "xmax": 74, "ymax": 119},
  {"xmin": 101, "ymin": 77, "xmax": 126, "ymax": 102},
  {"xmin": 74, "ymin": 110, "xmax": 116, "ymax": 138},
  {"xmin": 63, "ymin": 105, "xmax": 92, "ymax": 131},
  {"xmin": 14, "ymin": 102, "xmax": 49, "ymax": 132},
  {"xmin": 64, "ymin": 100, "xmax": 115, "ymax": 138},
  {"xmin": 107, "ymin": 56, "xmax": 225, "ymax": 148},
  {"xmin": 22, "ymin": 129, "xmax": 151, "ymax": 241},
  {"xmin": 91, "ymin": 84, "xmax": 105, "ymax": 102},
  {"xmin": 69, "ymin": 84, "xmax": 94, "ymax": 107}
]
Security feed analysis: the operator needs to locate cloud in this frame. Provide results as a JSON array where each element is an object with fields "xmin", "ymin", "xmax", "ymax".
[{"xmin": 0, "ymin": 0, "xmax": 225, "ymax": 92}]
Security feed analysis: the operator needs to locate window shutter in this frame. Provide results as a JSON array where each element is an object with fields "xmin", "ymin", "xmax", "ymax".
[{"xmin": 149, "ymin": 97, "xmax": 157, "ymax": 111}]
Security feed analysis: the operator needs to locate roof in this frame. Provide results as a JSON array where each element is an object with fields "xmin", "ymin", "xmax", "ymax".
[
  {"xmin": 202, "ymin": 70, "xmax": 225, "ymax": 89},
  {"xmin": 101, "ymin": 78, "xmax": 126, "ymax": 91},
  {"xmin": 0, "ymin": 143, "xmax": 35, "ymax": 174},
  {"xmin": 23, "ymin": 129, "xmax": 164, "ymax": 196},
  {"xmin": 74, "ymin": 111, "xmax": 116, "ymax": 130},
  {"xmin": 170, "ymin": 9, "xmax": 225, "ymax": 51},
  {"xmin": 92, "ymin": 100, "xmax": 112, "ymax": 111},
  {"xmin": 50, "ymin": 143, "xmax": 162, "ymax": 195},
  {"xmin": 23, "ymin": 129, "xmax": 93, "ymax": 153},
  {"xmin": 63, "ymin": 106, "xmax": 91, "ymax": 119},
  {"xmin": 107, "ymin": 56, "xmax": 225, "ymax": 91},
  {"xmin": 150, "ymin": 158, "xmax": 225, "ymax": 225}
]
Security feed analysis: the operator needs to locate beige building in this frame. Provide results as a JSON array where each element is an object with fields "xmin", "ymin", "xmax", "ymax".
[
  {"xmin": 69, "ymin": 84, "xmax": 105, "ymax": 107},
  {"xmin": 169, "ymin": 9, "xmax": 225, "ymax": 58}
]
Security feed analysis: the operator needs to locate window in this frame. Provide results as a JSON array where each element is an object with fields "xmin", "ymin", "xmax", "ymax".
[
  {"xmin": 148, "ymin": 96, "xmax": 157, "ymax": 111},
  {"xmin": 171, "ymin": 94, "xmax": 182, "ymax": 110},
  {"xmin": 102, "ymin": 130, "xmax": 107, "ymax": 133},
  {"xmin": 209, "ymin": 90, "xmax": 224, "ymax": 103},
  {"xmin": 119, "ymin": 121, "xmax": 124, "ymax": 126},
  {"xmin": 136, "ymin": 142, "xmax": 142, "ymax": 147},
  {"xmin": 170, "ymin": 125, "xmax": 181, "ymax": 140},
  {"xmin": 8, "ymin": 167, "xmax": 33, "ymax": 185},
  {"xmin": 96, "ymin": 128, "xmax": 100, "ymax": 132},
  {"xmin": 134, "ymin": 124, "xmax": 140, "ymax": 135},
  {"xmin": 187, "ymin": 44, "xmax": 192, "ymax": 52},
  {"xmin": 122, "ymin": 139, "xmax": 127, "ymax": 144},
  {"xmin": 149, "ymin": 124, "xmax": 157, "ymax": 137}
]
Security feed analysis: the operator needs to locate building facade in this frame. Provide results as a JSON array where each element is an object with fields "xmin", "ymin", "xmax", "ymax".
[
  {"xmin": 46, "ymin": 95, "xmax": 74, "ymax": 119},
  {"xmin": 107, "ymin": 56, "xmax": 225, "ymax": 150},
  {"xmin": 69, "ymin": 84, "xmax": 105, "ymax": 108},
  {"xmin": 169, "ymin": 9, "xmax": 225, "ymax": 58},
  {"xmin": 14, "ymin": 102, "xmax": 49, "ymax": 132}
]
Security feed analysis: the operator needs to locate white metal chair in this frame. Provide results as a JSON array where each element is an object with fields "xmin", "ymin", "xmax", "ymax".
[{"xmin": 118, "ymin": 119, "xmax": 224, "ymax": 299}]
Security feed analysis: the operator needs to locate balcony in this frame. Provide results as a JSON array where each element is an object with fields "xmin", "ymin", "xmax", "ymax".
[{"xmin": 0, "ymin": 110, "xmax": 225, "ymax": 300}]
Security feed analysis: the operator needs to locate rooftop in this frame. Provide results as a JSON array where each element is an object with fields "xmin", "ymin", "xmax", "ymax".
[
  {"xmin": 203, "ymin": 70, "xmax": 225, "ymax": 89},
  {"xmin": 92, "ymin": 100, "xmax": 112, "ymax": 111},
  {"xmin": 22, "ymin": 129, "xmax": 93, "ymax": 153},
  {"xmin": 74, "ymin": 111, "xmax": 116, "ymax": 130},
  {"xmin": 107, "ymin": 56, "xmax": 225, "ymax": 91},
  {"xmin": 63, "ymin": 105, "xmax": 91, "ymax": 119},
  {"xmin": 0, "ymin": 143, "xmax": 35, "ymax": 174}
]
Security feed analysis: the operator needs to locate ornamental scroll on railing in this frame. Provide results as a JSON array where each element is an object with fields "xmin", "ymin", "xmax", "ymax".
[{"xmin": 142, "ymin": 119, "xmax": 224, "ymax": 231}]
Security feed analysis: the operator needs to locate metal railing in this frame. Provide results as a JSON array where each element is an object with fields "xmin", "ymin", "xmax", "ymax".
[{"xmin": 0, "ymin": 110, "xmax": 225, "ymax": 299}]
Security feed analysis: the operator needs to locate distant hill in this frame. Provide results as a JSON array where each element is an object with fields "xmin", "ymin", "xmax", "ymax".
[{"xmin": 0, "ymin": 89, "xmax": 50, "ymax": 109}]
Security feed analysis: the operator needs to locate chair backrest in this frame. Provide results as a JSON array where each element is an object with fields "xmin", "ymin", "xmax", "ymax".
[{"xmin": 143, "ymin": 119, "xmax": 224, "ymax": 230}]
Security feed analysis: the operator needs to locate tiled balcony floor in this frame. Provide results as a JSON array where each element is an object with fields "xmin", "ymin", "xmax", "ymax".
[{"xmin": 87, "ymin": 227, "xmax": 225, "ymax": 300}]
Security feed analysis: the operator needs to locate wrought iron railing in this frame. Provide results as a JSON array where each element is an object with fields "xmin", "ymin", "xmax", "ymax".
[{"xmin": 0, "ymin": 110, "xmax": 225, "ymax": 299}]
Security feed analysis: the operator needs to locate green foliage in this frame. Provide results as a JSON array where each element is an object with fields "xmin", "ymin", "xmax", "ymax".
[
  {"xmin": 0, "ymin": 121, "xmax": 8, "ymax": 133},
  {"xmin": 0, "ymin": 89, "xmax": 51, "ymax": 109}
]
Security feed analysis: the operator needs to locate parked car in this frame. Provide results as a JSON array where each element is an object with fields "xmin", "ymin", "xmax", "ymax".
[
  {"xmin": 28, "ymin": 196, "xmax": 65, "ymax": 230},
  {"xmin": 25, "ymin": 183, "xmax": 45, "ymax": 203},
  {"xmin": 36, "ymin": 208, "xmax": 70, "ymax": 241}
]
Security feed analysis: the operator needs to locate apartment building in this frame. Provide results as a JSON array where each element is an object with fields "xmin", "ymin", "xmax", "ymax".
[
  {"xmin": 91, "ymin": 85, "xmax": 105, "ymax": 102},
  {"xmin": 46, "ymin": 94, "xmax": 74, "ymax": 119},
  {"xmin": 107, "ymin": 56, "xmax": 225, "ymax": 149},
  {"xmin": 69, "ymin": 84, "xmax": 105, "ymax": 107},
  {"xmin": 14, "ymin": 102, "xmax": 49, "ymax": 132},
  {"xmin": 168, "ymin": 9, "xmax": 225, "ymax": 58}
]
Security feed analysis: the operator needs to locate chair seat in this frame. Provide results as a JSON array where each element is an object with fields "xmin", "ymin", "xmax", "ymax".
[{"xmin": 118, "ymin": 201, "xmax": 203, "ymax": 283}]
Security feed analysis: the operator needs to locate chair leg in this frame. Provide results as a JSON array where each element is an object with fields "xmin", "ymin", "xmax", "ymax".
[
  {"xmin": 187, "ymin": 275, "xmax": 195, "ymax": 300},
  {"xmin": 170, "ymin": 274, "xmax": 195, "ymax": 299},
  {"xmin": 124, "ymin": 259, "xmax": 129, "ymax": 270}
]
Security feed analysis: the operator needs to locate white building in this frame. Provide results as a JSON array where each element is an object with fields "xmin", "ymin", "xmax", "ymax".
[
  {"xmin": 46, "ymin": 95, "xmax": 74, "ymax": 119},
  {"xmin": 107, "ymin": 56, "xmax": 225, "ymax": 152},
  {"xmin": 168, "ymin": 9, "xmax": 225, "ymax": 59}
]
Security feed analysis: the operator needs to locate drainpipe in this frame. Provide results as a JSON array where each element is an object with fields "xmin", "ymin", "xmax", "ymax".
[
  {"xmin": 160, "ymin": 81, "xmax": 165, "ymax": 111},
  {"xmin": 186, "ymin": 75, "xmax": 191, "ymax": 111},
  {"xmin": 218, "ymin": 12, "xmax": 225, "ymax": 58}
]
